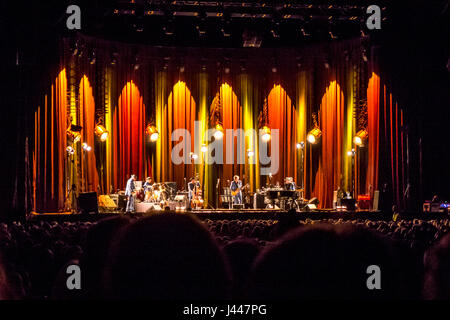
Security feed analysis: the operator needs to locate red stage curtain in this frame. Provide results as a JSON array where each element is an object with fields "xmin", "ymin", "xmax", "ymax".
[
  {"xmin": 366, "ymin": 73, "xmax": 380, "ymax": 194},
  {"xmin": 381, "ymin": 85, "xmax": 405, "ymax": 209},
  {"xmin": 267, "ymin": 84, "xmax": 296, "ymax": 185},
  {"xmin": 111, "ymin": 81, "xmax": 146, "ymax": 189},
  {"xmin": 79, "ymin": 76, "xmax": 99, "ymax": 192},
  {"xmin": 33, "ymin": 69, "xmax": 67, "ymax": 212},
  {"xmin": 313, "ymin": 81, "xmax": 345, "ymax": 208}
]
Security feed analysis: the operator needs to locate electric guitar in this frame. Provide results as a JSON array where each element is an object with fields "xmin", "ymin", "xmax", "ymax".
[{"xmin": 231, "ymin": 183, "xmax": 249, "ymax": 196}]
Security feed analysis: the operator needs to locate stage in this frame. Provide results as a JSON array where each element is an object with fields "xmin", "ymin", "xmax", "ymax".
[{"xmin": 28, "ymin": 208, "xmax": 449, "ymax": 223}]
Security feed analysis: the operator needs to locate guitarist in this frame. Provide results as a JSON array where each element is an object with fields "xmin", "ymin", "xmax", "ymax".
[
  {"xmin": 125, "ymin": 174, "xmax": 137, "ymax": 213},
  {"xmin": 230, "ymin": 175, "xmax": 243, "ymax": 205}
]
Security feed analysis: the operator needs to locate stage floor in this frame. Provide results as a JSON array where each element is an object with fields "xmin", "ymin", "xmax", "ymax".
[{"xmin": 28, "ymin": 208, "xmax": 401, "ymax": 222}]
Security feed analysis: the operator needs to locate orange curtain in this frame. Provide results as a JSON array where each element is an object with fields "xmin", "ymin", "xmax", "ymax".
[
  {"xmin": 33, "ymin": 69, "xmax": 67, "ymax": 212},
  {"xmin": 267, "ymin": 84, "xmax": 296, "ymax": 185},
  {"xmin": 79, "ymin": 76, "xmax": 99, "ymax": 192},
  {"xmin": 111, "ymin": 81, "xmax": 146, "ymax": 190},
  {"xmin": 158, "ymin": 81, "xmax": 196, "ymax": 190},
  {"xmin": 221, "ymin": 83, "xmax": 243, "ymax": 185},
  {"xmin": 313, "ymin": 81, "xmax": 345, "ymax": 208},
  {"xmin": 366, "ymin": 73, "xmax": 380, "ymax": 194}
]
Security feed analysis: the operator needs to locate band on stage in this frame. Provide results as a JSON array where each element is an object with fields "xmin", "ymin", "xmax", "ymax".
[{"xmin": 123, "ymin": 173, "xmax": 307, "ymax": 213}]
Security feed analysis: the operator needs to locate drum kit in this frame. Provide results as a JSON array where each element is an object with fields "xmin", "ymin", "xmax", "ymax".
[{"xmin": 140, "ymin": 183, "xmax": 174, "ymax": 204}]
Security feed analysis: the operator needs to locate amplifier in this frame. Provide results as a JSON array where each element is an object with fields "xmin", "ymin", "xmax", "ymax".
[
  {"xmin": 78, "ymin": 192, "xmax": 98, "ymax": 215},
  {"xmin": 253, "ymin": 193, "xmax": 265, "ymax": 209}
]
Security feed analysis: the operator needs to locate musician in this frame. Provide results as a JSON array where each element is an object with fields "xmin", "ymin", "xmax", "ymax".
[
  {"xmin": 230, "ymin": 175, "xmax": 243, "ymax": 204},
  {"xmin": 187, "ymin": 177, "xmax": 201, "ymax": 208},
  {"xmin": 143, "ymin": 177, "xmax": 154, "ymax": 193},
  {"xmin": 125, "ymin": 174, "xmax": 137, "ymax": 213},
  {"xmin": 284, "ymin": 177, "xmax": 296, "ymax": 191}
]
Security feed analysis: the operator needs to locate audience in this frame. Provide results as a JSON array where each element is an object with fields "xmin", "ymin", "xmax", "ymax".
[
  {"xmin": 0, "ymin": 215, "xmax": 448, "ymax": 300},
  {"xmin": 103, "ymin": 214, "xmax": 231, "ymax": 299}
]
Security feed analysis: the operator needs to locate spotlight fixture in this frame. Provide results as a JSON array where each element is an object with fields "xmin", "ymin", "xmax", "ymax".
[
  {"xmin": 67, "ymin": 124, "xmax": 82, "ymax": 143},
  {"xmin": 190, "ymin": 152, "xmax": 198, "ymax": 160},
  {"xmin": 362, "ymin": 49, "xmax": 368, "ymax": 62},
  {"xmin": 261, "ymin": 125, "xmax": 271, "ymax": 142},
  {"xmin": 307, "ymin": 127, "xmax": 322, "ymax": 144},
  {"xmin": 353, "ymin": 129, "xmax": 368, "ymax": 146},
  {"xmin": 133, "ymin": 55, "xmax": 140, "ymax": 71},
  {"xmin": 95, "ymin": 124, "xmax": 109, "ymax": 142},
  {"xmin": 296, "ymin": 141, "xmax": 305, "ymax": 149},
  {"xmin": 89, "ymin": 51, "xmax": 96, "ymax": 65},
  {"xmin": 110, "ymin": 52, "xmax": 118, "ymax": 65},
  {"xmin": 200, "ymin": 144, "xmax": 208, "ymax": 153},
  {"xmin": 66, "ymin": 146, "xmax": 75, "ymax": 155},
  {"xmin": 214, "ymin": 123, "xmax": 224, "ymax": 140},
  {"xmin": 145, "ymin": 124, "xmax": 159, "ymax": 142},
  {"xmin": 82, "ymin": 143, "xmax": 92, "ymax": 152},
  {"xmin": 347, "ymin": 149, "xmax": 356, "ymax": 156}
]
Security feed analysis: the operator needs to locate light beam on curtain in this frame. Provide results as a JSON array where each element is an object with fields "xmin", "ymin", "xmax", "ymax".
[
  {"xmin": 158, "ymin": 81, "xmax": 196, "ymax": 190},
  {"xmin": 295, "ymin": 72, "xmax": 308, "ymax": 190},
  {"xmin": 79, "ymin": 75, "xmax": 99, "ymax": 192},
  {"xmin": 267, "ymin": 84, "xmax": 296, "ymax": 185},
  {"xmin": 111, "ymin": 81, "xmax": 146, "ymax": 189},
  {"xmin": 366, "ymin": 72, "xmax": 380, "ymax": 194},
  {"xmin": 220, "ymin": 83, "xmax": 243, "ymax": 185},
  {"xmin": 239, "ymin": 75, "xmax": 260, "ymax": 192},
  {"xmin": 313, "ymin": 81, "xmax": 345, "ymax": 208}
]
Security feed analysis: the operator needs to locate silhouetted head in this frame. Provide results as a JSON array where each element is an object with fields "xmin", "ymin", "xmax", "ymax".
[
  {"xmin": 104, "ymin": 214, "xmax": 231, "ymax": 299},
  {"xmin": 246, "ymin": 224, "xmax": 399, "ymax": 299},
  {"xmin": 423, "ymin": 233, "xmax": 450, "ymax": 299},
  {"xmin": 81, "ymin": 216, "xmax": 130, "ymax": 298},
  {"xmin": 223, "ymin": 238, "xmax": 260, "ymax": 299}
]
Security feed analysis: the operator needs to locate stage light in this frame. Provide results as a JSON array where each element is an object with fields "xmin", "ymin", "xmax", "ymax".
[
  {"xmin": 353, "ymin": 129, "xmax": 368, "ymax": 146},
  {"xmin": 82, "ymin": 143, "xmax": 92, "ymax": 152},
  {"xmin": 347, "ymin": 149, "xmax": 355, "ymax": 157},
  {"xmin": 95, "ymin": 124, "xmax": 109, "ymax": 142},
  {"xmin": 247, "ymin": 149, "xmax": 254, "ymax": 158},
  {"xmin": 307, "ymin": 127, "xmax": 322, "ymax": 144},
  {"xmin": 296, "ymin": 141, "xmax": 305, "ymax": 149},
  {"xmin": 67, "ymin": 124, "xmax": 82, "ymax": 144},
  {"xmin": 145, "ymin": 124, "xmax": 159, "ymax": 142},
  {"xmin": 66, "ymin": 146, "xmax": 75, "ymax": 155},
  {"xmin": 190, "ymin": 152, "xmax": 198, "ymax": 160},
  {"xmin": 89, "ymin": 51, "xmax": 96, "ymax": 65},
  {"xmin": 201, "ymin": 144, "xmax": 208, "ymax": 153},
  {"xmin": 214, "ymin": 123, "xmax": 224, "ymax": 140},
  {"xmin": 362, "ymin": 49, "xmax": 368, "ymax": 62},
  {"xmin": 261, "ymin": 125, "xmax": 271, "ymax": 142}
]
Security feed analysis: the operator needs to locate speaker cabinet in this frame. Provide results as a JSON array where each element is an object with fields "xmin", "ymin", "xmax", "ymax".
[{"xmin": 78, "ymin": 192, "xmax": 98, "ymax": 215}]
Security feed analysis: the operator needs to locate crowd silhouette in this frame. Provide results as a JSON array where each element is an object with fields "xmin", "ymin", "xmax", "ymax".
[{"xmin": 0, "ymin": 213, "xmax": 449, "ymax": 300}]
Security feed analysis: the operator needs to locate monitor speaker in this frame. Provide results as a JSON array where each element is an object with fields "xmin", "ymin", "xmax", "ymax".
[{"xmin": 78, "ymin": 192, "xmax": 98, "ymax": 215}]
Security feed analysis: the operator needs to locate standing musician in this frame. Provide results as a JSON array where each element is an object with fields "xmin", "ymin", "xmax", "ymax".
[
  {"xmin": 188, "ymin": 177, "xmax": 201, "ymax": 209},
  {"xmin": 230, "ymin": 175, "xmax": 243, "ymax": 204},
  {"xmin": 143, "ymin": 177, "xmax": 154, "ymax": 202},
  {"xmin": 284, "ymin": 177, "xmax": 296, "ymax": 191},
  {"xmin": 125, "ymin": 174, "xmax": 137, "ymax": 213}
]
